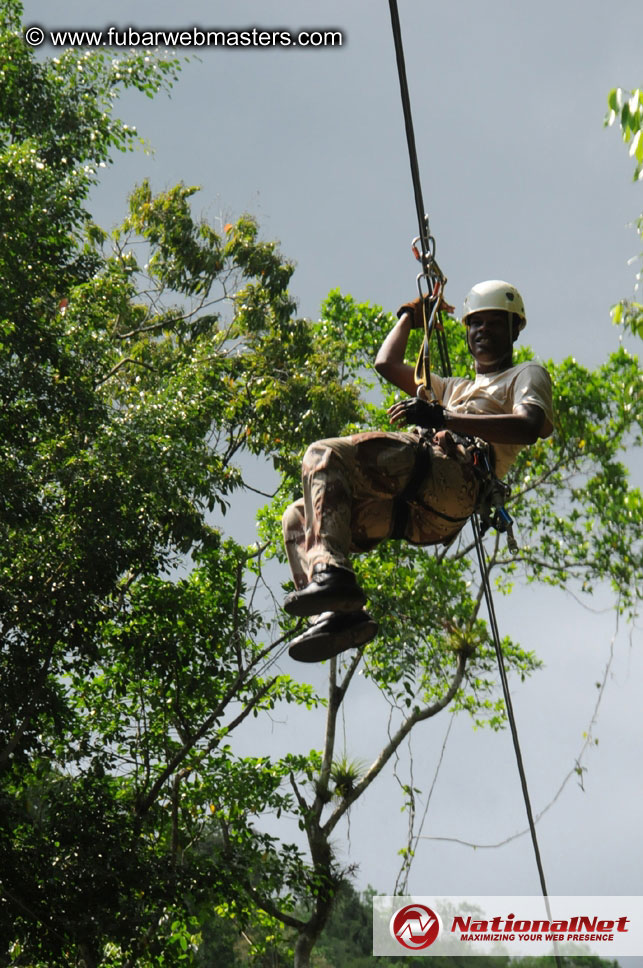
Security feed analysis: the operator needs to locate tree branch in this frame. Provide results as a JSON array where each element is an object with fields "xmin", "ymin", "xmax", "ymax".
[
  {"xmin": 420, "ymin": 626, "xmax": 618, "ymax": 852},
  {"xmin": 312, "ymin": 658, "xmax": 341, "ymax": 818},
  {"xmin": 115, "ymin": 293, "xmax": 228, "ymax": 340},
  {"xmin": 337, "ymin": 649, "xmax": 363, "ymax": 702},
  {"xmin": 247, "ymin": 887, "xmax": 306, "ymax": 931},
  {"xmin": 135, "ymin": 673, "xmax": 277, "ymax": 818},
  {"xmin": 95, "ymin": 356, "xmax": 156, "ymax": 389},
  {"xmin": 323, "ymin": 648, "xmax": 468, "ymax": 837}
]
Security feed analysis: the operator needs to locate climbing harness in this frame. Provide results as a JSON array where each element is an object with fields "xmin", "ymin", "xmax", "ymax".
[
  {"xmin": 387, "ymin": 1, "xmax": 559, "ymax": 954},
  {"xmin": 470, "ymin": 440, "xmax": 519, "ymax": 554},
  {"xmin": 391, "ymin": 439, "xmax": 434, "ymax": 540}
]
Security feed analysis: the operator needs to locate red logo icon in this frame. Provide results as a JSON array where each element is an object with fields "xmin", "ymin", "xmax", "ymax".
[{"xmin": 390, "ymin": 903, "xmax": 442, "ymax": 950}]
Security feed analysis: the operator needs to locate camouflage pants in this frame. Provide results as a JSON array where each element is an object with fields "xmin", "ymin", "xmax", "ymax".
[{"xmin": 282, "ymin": 430, "xmax": 480, "ymax": 589}]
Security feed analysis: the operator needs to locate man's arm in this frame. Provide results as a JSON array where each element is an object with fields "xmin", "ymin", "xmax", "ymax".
[
  {"xmin": 375, "ymin": 295, "xmax": 455, "ymax": 395},
  {"xmin": 387, "ymin": 398, "xmax": 548, "ymax": 445},
  {"xmin": 440, "ymin": 404, "xmax": 547, "ymax": 444},
  {"xmin": 374, "ymin": 311, "xmax": 417, "ymax": 396}
]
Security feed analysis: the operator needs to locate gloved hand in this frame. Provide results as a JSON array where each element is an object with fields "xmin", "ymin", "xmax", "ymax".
[
  {"xmin": 387, "ymin": 396, "xmax": 446, "ymax": 430},
  {"xmin": 396, "ymin": 294, "xmax": 455, "ymax": 329}
]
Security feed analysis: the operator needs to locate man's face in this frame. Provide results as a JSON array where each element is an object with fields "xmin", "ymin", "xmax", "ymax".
[{"xmin": 466, "ymin": 309, "xmax": 515, "ymax": 372}]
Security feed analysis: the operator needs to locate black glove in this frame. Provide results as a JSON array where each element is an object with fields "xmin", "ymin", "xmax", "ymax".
[{"xmin": 387, "ymin": 397, "xmax": 446, "ymax": 430}]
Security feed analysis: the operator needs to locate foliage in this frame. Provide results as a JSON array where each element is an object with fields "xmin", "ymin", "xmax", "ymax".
[
  {"xmin": 606, "ymin": 86, "xmax": 643, "ymax": 338},
  {"xmin": 607, "ymin": 86, "xmax": 643, "ymax": 181},
  {"xmin": 507, "ymin": 349, "xmax": 642, "ymax": 614},
  {"xmin": 0, "ymin": 8, "xmax": 356, "ymax": 965}
]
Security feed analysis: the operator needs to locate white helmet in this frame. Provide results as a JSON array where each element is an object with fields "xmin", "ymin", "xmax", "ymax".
[{"xmin": 462, "ymin": 280, "xmax": 526, "ymax": 331}]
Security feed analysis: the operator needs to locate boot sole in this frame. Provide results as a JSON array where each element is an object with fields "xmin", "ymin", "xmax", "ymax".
[
  {"xmin": 289, "ymin": 617, "xmax": 378, "ymax": 663},
  {"xmin": 284, "ymin": 585, "xmax": 367, "ymax": 618}
]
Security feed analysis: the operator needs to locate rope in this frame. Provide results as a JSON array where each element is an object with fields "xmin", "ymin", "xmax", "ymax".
[
  {"xmin": 387, "ymin": 4, "xmax": 561, "ymax": 957},
  {"xmin": 471, "ymin": 517, "xmax": 556, "ymax": 907},
  {"xmin": 387, "ymin": 0, "xmax": 450, "ymax": 386},
  {"xmin": 387, "ymin": 0, "xmax": 431, "ymax": 262}
]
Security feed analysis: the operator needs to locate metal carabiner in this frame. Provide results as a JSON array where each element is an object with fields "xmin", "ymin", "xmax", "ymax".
[{"xmin": 411, "ymin": 233, "xmax": 436, "ymax": 267}]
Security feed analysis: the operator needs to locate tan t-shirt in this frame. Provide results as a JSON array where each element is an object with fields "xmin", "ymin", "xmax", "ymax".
[{"xmin": 429, "ymin": 361, "xmax": 554, "ymax": 478}]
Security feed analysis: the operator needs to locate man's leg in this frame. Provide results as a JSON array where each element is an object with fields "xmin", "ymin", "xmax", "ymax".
[
  {"xmin": 282, "ymin": 438, "xmax": 368, "ymax": 617},
  {"xmin": 282, "ymin": 432, "xmax": 420, "ymax": 660},
  {"xmin": 300, "ymin": 433, "xmax": 421, "ymax": 567},
  {"xmin": 282, "ymin": 499, "xmax": 309, "ymax": 591},
  {"xmin": 282, "ymin": 493, "xmax": 376, "ymax": 661},
  {"xmin": 282, "ymin": 497, "xmax": 364, "ymax": 612}
]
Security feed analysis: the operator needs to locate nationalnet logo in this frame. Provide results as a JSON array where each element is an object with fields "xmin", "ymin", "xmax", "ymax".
[
  {"xmin": 390, "ymin": 903, "xmax": 442, "ymax": 950},
  {"xmin": 373, "ymin": 896, "xmax": 643, "ymax": 957}
]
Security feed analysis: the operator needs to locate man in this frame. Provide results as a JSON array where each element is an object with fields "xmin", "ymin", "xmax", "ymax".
[{"xmin": 282, "ymin": 280, "xmax": 554, "ymax": 663}]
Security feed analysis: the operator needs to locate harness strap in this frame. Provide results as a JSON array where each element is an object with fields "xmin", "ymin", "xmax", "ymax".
[
  {"xmin": 391, "ymin": 437, "xmax": 482, "ymax": 541},
  {"xmin": 393, "ymin": 431, "xmax": 514, "ymax": 544},
  {"xmin": 391, "ymin": 441, "xmax": 433, "ymax": 539}
]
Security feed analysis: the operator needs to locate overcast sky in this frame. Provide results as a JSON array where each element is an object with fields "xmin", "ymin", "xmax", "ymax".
[{"xmin": 25, "ymin": 0, "xmax": 643, "ymax": 959}]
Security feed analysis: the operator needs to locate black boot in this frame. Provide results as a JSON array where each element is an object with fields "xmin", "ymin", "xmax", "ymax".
[
  {"xmin": 288, "ymin": 610, "xmax": 378, "ymax": 663},
  {"xmin": 283, "ymin": 564, "xmax": 366, "ymax": 618}
]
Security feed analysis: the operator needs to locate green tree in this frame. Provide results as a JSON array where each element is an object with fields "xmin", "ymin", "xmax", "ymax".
[{"xmin": 1, "ymin": 6, "xmax": 358, "ymax": 965}]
